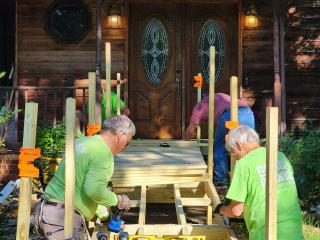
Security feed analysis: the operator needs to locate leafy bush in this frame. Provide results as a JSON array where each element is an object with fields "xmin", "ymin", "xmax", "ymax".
[
  {"xmin": 280, "ymin": 128, "xmax": 320, "ymax": 208},
  {"xmin": 0, "ymin": 106, "xmax": 21, "ymax": 149},
  {"xmin": 36, "ymin": 121, "xmax": 66, "ymax": 159}
]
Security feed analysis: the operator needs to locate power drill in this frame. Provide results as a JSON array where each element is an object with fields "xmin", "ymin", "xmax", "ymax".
[{"xmin": 107, "ymin": 207, "xmax": 125, "ymax": 233}]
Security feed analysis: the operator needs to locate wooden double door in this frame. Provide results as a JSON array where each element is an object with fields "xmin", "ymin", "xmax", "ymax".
[{"xmin": 129, "ymin": 2, "xmax": 238, "ymax": 139}]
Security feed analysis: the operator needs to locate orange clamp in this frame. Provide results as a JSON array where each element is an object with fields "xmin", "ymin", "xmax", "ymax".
[
  {"xmin": 86, "ymin": 124, "xmax": 101, "ymax": 136},
  {"xmin": 193, "ymin": 73, "xmax": 203, "ymax": 88},
  {"xmin": 225, "ymin": 121, "xmax": 239, "ymax": 130},
  {"xmin": 225, "ymin": 121, "xmax": 239, "ymax": 141},
  {"xmin": 18, "ymin": 148, "xmax": 41, "ymax": 178}
]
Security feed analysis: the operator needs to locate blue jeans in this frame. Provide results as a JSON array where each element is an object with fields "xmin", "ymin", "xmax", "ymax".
[{"xmin": 214, "ymin": 107, "xmax": 255, "ymax": 181}]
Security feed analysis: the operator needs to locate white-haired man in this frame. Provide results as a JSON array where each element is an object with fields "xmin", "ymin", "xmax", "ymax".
[
  {"xmin": 34, "ymin": 115, "xmax": 136, "ymax": 239},
  {"xmin": 214, "ymin": 125, "xmax": 303, "ymax": 240}
]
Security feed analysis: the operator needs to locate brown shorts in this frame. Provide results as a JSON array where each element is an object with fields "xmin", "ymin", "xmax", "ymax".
[{"xmin": 34, "ymin": 200, "xmax": 90, "ymax": 240}]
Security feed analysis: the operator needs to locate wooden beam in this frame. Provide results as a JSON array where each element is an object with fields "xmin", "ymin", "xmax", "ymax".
[
  {"xmin": 230, "ymin": 76, "xmax": 238, "ymax": 122},
  {"xmin": 64, "ymin": 98, "xmax": 76, "ymax": 239},
  {"xmin": 138, "ymin": 185, "xmax": 147, "ymax": 225},
  {"xmin": 92, "ymin": 224, "xmax": 231, "ymax": 240},
  {"xmin": 266, "ymin": 107, "xmax": 278, "ymax": 240},
  {"xmin": 208, "ymin": 46, "xmax": 215, "ymax": 178},
  {"xmin": 95, "ymin": 0, "xmax": 102, "ymax": 126},
  {"xmin": 197, "ymin": 73, "xmax": 202, "ymax": 141},
  {"xmin": 181, "ymin": 197, "xmax": 210, "ymax": 206},
  {"xmin": 230, "ymin": 76, "xmax": 238, "ymax": 178},
  {"xmin": 116, "ymin": 73, "xmax": 121, "ymax": 115},
  {"xmin": 173, "ymin": 184, "xmax": 188, "ymax": 235},
  {"xmin": 16, "ymin": 102, "xmax": 38, "ymax": 240},
  {"xmin": 131, "ymin": 139, "xmax": 208, "ymax": 147},
  {"xmin": 88, "ymin": 72, "xmax": 96, "ymax": 124},
  {"xmin": 105, "ymin": 42, "xmax": 111, "ymax": 118}
]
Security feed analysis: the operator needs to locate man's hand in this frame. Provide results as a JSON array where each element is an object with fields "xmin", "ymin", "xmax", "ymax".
[
  {"xmin": 116, "ymin": 194, "xmax": 131, "ymax": 211},
  {"xmin": 213, "ymin": 203, "xmax": 225, "ymax": 214},
  {"xmin": 185, "ymin": 125, "xmax": 197, "ymax": 140}
]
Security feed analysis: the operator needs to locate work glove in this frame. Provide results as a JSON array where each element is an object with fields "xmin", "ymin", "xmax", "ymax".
[
  {"xmin": 116, "ymin": 194, "xmax": 131, "ymax": 211},
  {"xmin": 213, "ymin": 203, "xmax": 225, "ymax": 214}
]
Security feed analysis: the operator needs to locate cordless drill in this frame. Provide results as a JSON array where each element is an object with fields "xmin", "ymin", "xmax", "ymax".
[{"xmin": 107, "ymin": 207, "xmax": 125, "ymax": 233}]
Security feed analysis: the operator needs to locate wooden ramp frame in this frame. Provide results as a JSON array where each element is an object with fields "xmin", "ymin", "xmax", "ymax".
[{"xmin": 92, "ymin": 180, "xmax": 236, "ymax": 240}]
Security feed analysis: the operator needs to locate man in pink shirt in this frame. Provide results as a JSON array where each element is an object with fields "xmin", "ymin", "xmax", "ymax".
[{"xmin": 186, "ymin": 93, "xmax": 255, "ymax": 182}]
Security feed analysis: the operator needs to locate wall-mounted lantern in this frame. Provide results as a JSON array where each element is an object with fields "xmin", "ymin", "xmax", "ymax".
[
  {"xmin": 107, "ymin": 0, "xmax": 122, "ymax": 28},
  {"xmin": 244, "ymin": 3, "xmax": 259, "ymax": 28}
]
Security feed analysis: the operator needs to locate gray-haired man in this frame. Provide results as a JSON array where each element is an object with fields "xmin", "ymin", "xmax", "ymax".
[
  {"xmin": 214, "ymin": 125, "xmax": 303, "ymax": 240},
  {"xmin": 34, "ymin": 115, "xmax": 136, "ymax": 239}
]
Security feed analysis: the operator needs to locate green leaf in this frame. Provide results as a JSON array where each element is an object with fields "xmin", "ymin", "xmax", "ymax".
[{"xmin": 0, "ymin": 71, "xmax": 6, "ymax": 79}]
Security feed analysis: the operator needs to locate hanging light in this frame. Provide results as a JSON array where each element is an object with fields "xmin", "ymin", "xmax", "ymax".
[
  {"xmin": 107, "ymin": 0, "xmax": 121, "ymax": 27},
  {"xmin": 245, "ymin": 3, "xmax": 259, "ymax": 28}
]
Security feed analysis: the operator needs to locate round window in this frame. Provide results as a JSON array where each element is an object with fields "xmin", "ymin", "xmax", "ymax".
[{"xmin": 45, "ymin": 0, "xmax": 91, "ymax": 44}]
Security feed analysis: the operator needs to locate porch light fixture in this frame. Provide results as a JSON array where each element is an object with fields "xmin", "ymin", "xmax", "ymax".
[
  {"xmin": 244, "ymin": 3, "xmax": 259, "ymax": 28},
  {"xmin": 107, "ymin": 0, "xmax": 121, "ymax": 27}
]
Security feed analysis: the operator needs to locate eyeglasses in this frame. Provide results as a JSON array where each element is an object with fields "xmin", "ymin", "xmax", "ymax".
[{"xmin": 121, "ymin": 131, "xmax": 132, "ymax": 149}]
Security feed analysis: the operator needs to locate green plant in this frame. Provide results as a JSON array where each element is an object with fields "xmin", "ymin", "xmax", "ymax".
[
  {"xmin": 0, "ymin": 71, "xmax": 5, "ymax": 79},
  {"xmin": 280, "ymin": 128, "xmax": 320, "ymax": 208},
  {"xmin": 0, "ymin": 106, "xmax": 20, "ymax": 149},
  {"xmin": 36, "ymin": 120, "xmax": 66, "ymax": 159}
]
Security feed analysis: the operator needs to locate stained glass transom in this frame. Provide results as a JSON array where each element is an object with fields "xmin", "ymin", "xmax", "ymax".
[
  {"xmin": 141, "ymin": 19, "xmax": 169, "ymax": 85},
  {"xmin": 199, "ymin": 20, "xmax": 225, "ymax": 83}
]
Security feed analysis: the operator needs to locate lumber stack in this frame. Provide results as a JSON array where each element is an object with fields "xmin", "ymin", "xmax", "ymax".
[{"xmin": 111, "ymin": 146, "xmax": 209, "ymax": 187}]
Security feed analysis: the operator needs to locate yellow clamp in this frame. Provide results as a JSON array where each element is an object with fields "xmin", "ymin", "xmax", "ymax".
[
  {"xmin": 193, "ymin": 73, "xmax": 203, "ymax": 88},
  {"xmin": 18, "ymin": 148, "xmax": 41, "ymax": 178},
  {"xmin": 86, "ymin": 123, "xmax": 101, "ymax": 136},
  {"xmin": 225, "ymin": 120, "xmax": 239, "ymax": 141},
  {"xmin": 116, "ymin": 236, "xmax": 205, "ymax": 240}
]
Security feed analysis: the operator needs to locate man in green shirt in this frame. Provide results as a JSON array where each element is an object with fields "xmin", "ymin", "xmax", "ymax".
[
  {"xmin": 214, "ymin": 125, "xmax": 303, "ymax": 240},
  {"xmin": 34, "ymin": 115, "xmax": 136, "ymax": 239}
]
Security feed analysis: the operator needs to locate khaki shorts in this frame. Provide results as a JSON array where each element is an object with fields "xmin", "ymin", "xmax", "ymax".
[{"xmin": 34, "ymin": 200, "xmax": 90, "ymax": 240}]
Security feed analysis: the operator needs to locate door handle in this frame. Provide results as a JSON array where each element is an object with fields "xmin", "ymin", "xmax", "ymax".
[{"xmin": 176, "ymin": 78, "xmax": 180, "ymax": 95}]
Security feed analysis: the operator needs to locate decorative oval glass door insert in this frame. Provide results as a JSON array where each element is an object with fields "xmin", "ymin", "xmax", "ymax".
[
  {"xmin": 199, "ymin": 20, "xmax": 225, "ymax": 83},
  {"xmin": 141, "ymin": 18, "xmax": 169, "ymax": 85}
]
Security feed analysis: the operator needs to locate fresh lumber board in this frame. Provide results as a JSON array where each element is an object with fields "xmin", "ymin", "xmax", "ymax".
[
  {"xmin": 64, "ymin": 98, "xmax": 76, "ymax": 239},
  {"xmin": 92, "ymin": 224, "xmax": 232, "ymax": 240},
  {"xmin": 16, "ymin": 102, "xmax": 38, "ymax": 240},
  {"xmin": 115, "ymin": 146, "xmax": 206, "ymax": 169}
]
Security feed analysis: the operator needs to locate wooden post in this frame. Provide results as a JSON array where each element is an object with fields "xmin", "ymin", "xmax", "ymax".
[
  {"xmin": 116, "ymin": 73, "xmax": 121, "ymax": 115},
  {"xmin": 16, "ymin": 102, "xmax": 38, "ymax": 240},
  {"xmin": 230, "ymin": 76, "xmax": 238, "ymax": 178},
  {"xmin": 64, "ymin": 98, "xmax": 76, "ymax": 239},
  {"xmin": 208, "ymin": 46, "xmax": 215, "ymax": 178},
  {"xmin": 207, "ymin": 46, "xmax": 215, "ymax": 225},
  {"xmin": 105, "ymin": 42, "xmax": 111, "ymax": 118},
  {"xmin": 196, "ymin": 73, "xmax": 202, "ymax": 141},
  {"xmin": 266, "ymin": 107, "xmax": 278, "ymax": 240},
  {"xmin": 95, "ymin": 0, "xmax": 102, "ymax": 126},
  {"xmin": 88, "ymin": 72, "xmax": 96, "ymax": 124}
]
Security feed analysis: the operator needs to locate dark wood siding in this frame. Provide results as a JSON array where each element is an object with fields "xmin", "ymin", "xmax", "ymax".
[
  {"xmin": 17, "ymin": 0, "xmax": 128, "ymax": 86},
  {"xmin": 285, "ymin": 0, "xmax": 320, "ymax": 128}
]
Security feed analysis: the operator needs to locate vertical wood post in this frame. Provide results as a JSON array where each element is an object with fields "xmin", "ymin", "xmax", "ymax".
[
  {"xmin": 208, "ymin": 46, "xmax": 215, "ymax": 178},
  {"xmin": 116, "ymin": 73, "xmax": 121, "ymax": 115},
  {"xmin": 105, "ymin": 42, "xmax": 111, "ymax": 118},
  {"xmin": 16, "ymin": 102, "xmax": 38, "ymax": 240},
  {"xmin": 230, "ymin": 76, "xmax": 238, "ymax": 178},
  {"xmin": 95, "ymin": 0, "xmax": 102, "ymax": 126},
  {"xmin": 196, "ymin": 74, "xmax": 202, "ymax": 141},
  {"xmin": 266, "ymin": 107, "xmax": 278, "ymax": 240},
  {"xmin": 64, "ymin": 98, "xmax": 76, "ymax": 239},
  {"xmin": 88, "ymin": 72, "xmax": 96, "ymax": 124},
  {"xmin": 207, "ymin": 46, "xmax": 215, "ymax": 225}
]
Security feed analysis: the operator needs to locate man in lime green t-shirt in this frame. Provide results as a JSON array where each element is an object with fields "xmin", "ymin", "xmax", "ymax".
[
  {"xmin": 34, "ymin": 115, "xmax": 136, "ymax": 239},
  {"xmin": 214, "ymin": 125, "xmax": 303, "ymax": 240},
  {"xmin": 101, "ymin": 91, "xmax": 130, "ymax": 122},
  {"xmin": 81, "ymin": 91, "xmax": 130, "ymax": 126}
]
